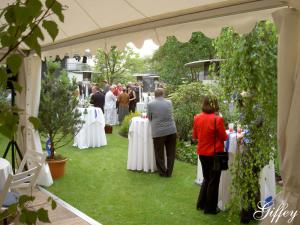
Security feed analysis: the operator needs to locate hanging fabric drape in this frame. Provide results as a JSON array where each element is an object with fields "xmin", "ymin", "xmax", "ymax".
[
  {"xmin": 16, "ymin": 55, "xmax": 53, "ymax": 187},
  {"xmin": 261, "ymin": 4, "xmax": 300, "ymax": 225}
]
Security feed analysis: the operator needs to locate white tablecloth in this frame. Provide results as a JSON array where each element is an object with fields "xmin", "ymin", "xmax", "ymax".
[
  {"xmin": 195, "ymin": 131, "xmax": 276, "ymax": 210},
  {"xmin": 0, "ymin": 158, "xmax": 12, "ymax": 191},
  {"xmin": 127, "ymin": 117, "xmax": 157, "ymax": 172},
  {"xmin": 136, "ymin": 102, "xmax": 145, "ymax": 113},
  {"xmin": 74, "ymin": 107, "xmax": 107, "ymax": 149}
]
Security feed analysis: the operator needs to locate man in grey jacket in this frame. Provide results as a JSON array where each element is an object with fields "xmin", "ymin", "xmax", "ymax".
[{"xmin": 147, "ymin": 88, "xmax": 177, "ymax": 177}]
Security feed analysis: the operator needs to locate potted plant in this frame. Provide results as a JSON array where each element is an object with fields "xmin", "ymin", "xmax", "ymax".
[{"xmin": 38, "ymin": 61, "xmax": 83, "ymax": 179}]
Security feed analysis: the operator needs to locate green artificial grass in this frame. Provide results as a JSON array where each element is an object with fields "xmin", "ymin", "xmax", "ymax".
[{"xmin": 0, "ymin": 129, "xmax": 257, "ymax": 225}]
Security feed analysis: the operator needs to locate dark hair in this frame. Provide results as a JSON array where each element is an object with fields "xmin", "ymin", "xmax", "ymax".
[
  {"xmin": 202, "ymin": 96, "xmax": 219, "ymax": 114},
  {"xmin": 93, "ymin": 84, "xmax": 100, "ymax": 91},
  {"xmin": 154, "ymin": 88, "xmax": 164, "ymax": 98}
]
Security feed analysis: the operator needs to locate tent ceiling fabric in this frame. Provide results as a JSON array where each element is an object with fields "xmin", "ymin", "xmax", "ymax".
[{"xmin": 0, "ymin": 0, "xmax": 289, "ymax": 57}]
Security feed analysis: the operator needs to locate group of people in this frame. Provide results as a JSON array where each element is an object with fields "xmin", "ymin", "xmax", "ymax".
[
  {"xmin": 89, "ymin": 80, "xmax": 140, "ymax": 124},
  {"xmin": 147, "ymin": 88, "xmax": 227, "ymax": 215}
]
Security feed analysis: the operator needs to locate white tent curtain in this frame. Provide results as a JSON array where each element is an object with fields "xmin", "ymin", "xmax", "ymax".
[
  {"xmin": 261, "ymin": 4, "xmax": 300, "ymax": 225},
  {"xmin": 16, "ymin": 55, "xmax": 53, "ymax": 187}
]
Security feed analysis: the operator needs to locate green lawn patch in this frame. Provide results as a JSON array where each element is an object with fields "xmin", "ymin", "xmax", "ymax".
[{"xmin": 0, "ymin": 129, "xmax": 254, "ymax": 225}]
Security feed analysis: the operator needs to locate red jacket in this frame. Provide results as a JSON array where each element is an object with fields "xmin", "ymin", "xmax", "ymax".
[{"xmin": 193, "ymin": 112, "xmax": 228, "ymax": 156}]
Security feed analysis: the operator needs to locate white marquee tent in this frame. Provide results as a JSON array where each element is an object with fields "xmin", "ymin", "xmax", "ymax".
[{"xmin": 0, "ymin": 1, "xmax": 299, "ymax": 224}]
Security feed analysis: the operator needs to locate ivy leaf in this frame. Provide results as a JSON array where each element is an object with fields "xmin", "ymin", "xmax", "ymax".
[
  {"xmin": 29, "ymin": 116, "xmax": 40, "ymax": 129},
  {"xmin": 12, "ymin": 81, "xmax": 22, "ymax": 93},
  {"xmin": 0, "ymin": 68, "xmax": 8, "ymax": 89},
  {"xmin": 42, "ymin": 20, "xmax": 58, "ymax": 41},
  {"xmin": 24, "ymin": 34, "xmax": 41, "ymax": 56},
  {"xmin": 25, "ymin": 0, "xmax": 43, "ymax": 18},
  {"xmin": 37, "ymin": 208, "xmax": 50, "ymax": 223},
  {"xmin": 51, "ymin": 199, "xmax": 57, "ymax": 210},
  {"xmin": 46, "ymin": 0, "xmax": 64, "ymax": 22},
  {"xmin": 6, "ymin": 54, "xmax": 22, "ymax": 75},
  {"xmin": 1, "ymin": 34, "xmax": 15, "ymax": 48},
  {"xmin": 19, "ymin": 195, "xmax": 35, "ymax": 208},
  {"xmin": 4, "ymin": 5, "xmax": 16, "ymax": 24},
  {"xmin": 19, "ymin": 209, "xmax": 38, "ymax": 225}
]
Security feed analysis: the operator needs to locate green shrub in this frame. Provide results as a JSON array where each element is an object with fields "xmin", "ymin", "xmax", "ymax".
[
  {"xmin": 169, "ymin": 82, "xmax": 221, "ymax": 141},
  {"xmin": 119, "ymin": 112, "xmax": 140, "ymax": 138},
  {"xmin": 176, "ymin": 141, "xmax": 197, "ymax": 165}
]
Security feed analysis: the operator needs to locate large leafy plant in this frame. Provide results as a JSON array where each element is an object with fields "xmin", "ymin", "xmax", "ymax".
[
  {"xmin": 38, "ymin": 61, "xmax": 83, "ymax": 159},
  {"xmin": 0, "ymin": 0, "xmax": 64, "ymax": 139},
  {"xmin": 0, "ymin": 1, "xmax": 65, "ymax": 224},
  {"xmin": 214, "ymin": 21, "xmax": 277, "ymax": 216}
]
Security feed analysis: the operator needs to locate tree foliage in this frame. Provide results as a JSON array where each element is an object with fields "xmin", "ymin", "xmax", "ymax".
[
  {"xmin": 38, "ymin": 61, "xmax": 83, "ymax": 159},
  {"xmin": 214, "ymin": 21, "xmax": 278, "ymax": 215},
  {"xmin": 0, "ymin": 0, "xmax": 65, "ymax": 139},
  {"xmin": 169, "ymin": 82, "xmax": 223, "ymax": 141},
  {"xmin": 152, "ymin": 32, "xmax": 215, "ymax": 85},
  {"xmin": 93, "ymin": 46, "xmax": 148, "ymax": 84}
]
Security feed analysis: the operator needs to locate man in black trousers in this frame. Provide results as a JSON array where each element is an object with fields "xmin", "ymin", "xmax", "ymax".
[
  {"xmin": 147, "ymin": 88, "xmax": 177, "ymax": 177},
  {"xmin": 90, "ymin": 84, "xmax": 105, "ymax": 113}
]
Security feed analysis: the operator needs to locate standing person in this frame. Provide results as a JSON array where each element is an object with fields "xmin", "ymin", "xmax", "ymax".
[
  {"xmin": 117, "ymin": 88, "xmax": 130, "ymax": 123},
  {"xmin": 90, "ymin": 85, "xmax": 105, "ymax": 112},
  {"xmin": 102, "ymin": 80, "xmax": 110, "ymax": 95},
  {"xmin": 128, "ymin": 87, "xmax": 137, "ymax": 113},
  {"xmin": 147, "ymin": 88, "xmax": 177, "ymax": 177},
  {"xmin": 193, "ymin": 96, "xmax": 228, "ymax": 214},
  {"xmin": 104, "ymin": 86, "xmax": 118, "ymax": 125}
]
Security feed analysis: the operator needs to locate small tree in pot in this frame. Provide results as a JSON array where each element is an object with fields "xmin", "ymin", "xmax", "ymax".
[{"xmin": 38, "ymin": 60, "xmax": 83, "ymax": 179}]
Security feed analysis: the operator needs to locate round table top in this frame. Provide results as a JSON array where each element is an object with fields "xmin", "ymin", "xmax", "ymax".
[{"xmin": 0, "ymin": 158, "xmax": 11, "ymax": 170}]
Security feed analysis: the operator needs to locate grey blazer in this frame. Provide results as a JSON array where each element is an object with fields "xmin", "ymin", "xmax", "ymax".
[{"xmin": 147, "ymin": 97, "xmax": 177, "ymax": 138}]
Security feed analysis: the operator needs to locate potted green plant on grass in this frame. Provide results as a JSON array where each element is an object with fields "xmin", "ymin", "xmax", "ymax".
[{"xmin": 38, "ymin": 60, "xmax": 83, "ymax": 179}]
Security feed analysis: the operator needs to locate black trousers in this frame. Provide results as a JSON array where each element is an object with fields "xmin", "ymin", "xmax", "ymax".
[
  {"xmin": 153, "ymin": 133, "xmax": 177, "ymax": 177},
  {"xmin": 197, "ymin": 155, "xmax": 221, "ymax": 213}
]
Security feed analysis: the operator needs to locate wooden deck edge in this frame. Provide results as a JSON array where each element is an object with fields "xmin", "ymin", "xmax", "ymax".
[{"xmin": 38, "ymin": 186, "xmax": 103, "ymax": 225}]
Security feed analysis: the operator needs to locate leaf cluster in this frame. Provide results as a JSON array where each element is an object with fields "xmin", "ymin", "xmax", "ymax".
[
  {"xmin": 0, "ymin": 195, "xmax": 57, "ymax": 225},
  {"xmin": 152, "ymin": 32, "xmax": 215, "ymax": 85},
  {"xmin": 0, "ymin": 0, "xmax": 65, "ymax": 139},
  {"xmin": 214, "ymin": 21, "xmax": 278, "ymax": 215}
]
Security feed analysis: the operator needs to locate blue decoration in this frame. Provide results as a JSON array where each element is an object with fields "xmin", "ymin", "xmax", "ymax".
[{"xmin": 45, "ymin": 138, "xmax": 51, "ymax": 156}]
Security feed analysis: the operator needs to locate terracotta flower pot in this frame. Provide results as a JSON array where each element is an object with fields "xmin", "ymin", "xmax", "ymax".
[{"xmin": 47, "ymin": 158, "xmax": 68, "ymax": 180}]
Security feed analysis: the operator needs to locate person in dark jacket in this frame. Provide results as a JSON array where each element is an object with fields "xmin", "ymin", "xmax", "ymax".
[{"xmin": 90, "ymin": 84, "xmax": 105, "ymax": 112}]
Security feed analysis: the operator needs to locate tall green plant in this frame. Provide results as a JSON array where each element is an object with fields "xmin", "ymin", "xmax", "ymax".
[
  {"xmin": 214, "ymin": 21, "xmax": 277, "ymax": 216},
  {"xmin": 38, "ymin": 61, "xmax": 83, "ymax": 159}
]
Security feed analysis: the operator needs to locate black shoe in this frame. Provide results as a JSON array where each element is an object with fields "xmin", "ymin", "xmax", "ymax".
[
  {"xmin": 197, "ymin": 206, "xmax": 204, "ymax": 211},
  {"xmin": 204, "ymin": 207, "xmax": 221, "ymax": 215}
]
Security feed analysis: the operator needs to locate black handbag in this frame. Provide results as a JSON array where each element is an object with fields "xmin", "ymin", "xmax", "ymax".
[{"xmin": 213, "ymin": 117, "xmax": 229, "ymax": 171}]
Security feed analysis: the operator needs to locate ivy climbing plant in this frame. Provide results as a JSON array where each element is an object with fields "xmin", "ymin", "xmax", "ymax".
[{"xmin": 213, "ymin": 21, "xmax": 278, "ymax": 216}]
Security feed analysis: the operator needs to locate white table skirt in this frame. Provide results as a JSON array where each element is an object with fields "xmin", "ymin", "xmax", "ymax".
[
  {"xmin": 74, "ymin": 107, "xmax": 107, "ymax": 149},
  {"xmin": 136, "ymin": 102, "xmax": 145, "ymax": 113},
  {"xmin": 196, "ymin": 131, "xmax": 276, "ymax": 210},
  {"xmin": 0, "ymin": 158, "xmax": 12, "ymax": 191},
  {"xmin": 127, "ymin": 117, "xmax": 157, "ymax": 172}
]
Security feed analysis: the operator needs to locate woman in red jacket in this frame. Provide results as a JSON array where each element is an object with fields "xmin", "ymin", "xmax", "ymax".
[{"xmin": 193, "ymin": 96, "xmax": 228, "ymax": 214}]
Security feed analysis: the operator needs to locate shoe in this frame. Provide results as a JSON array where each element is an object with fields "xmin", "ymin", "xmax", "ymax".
[
  {"xmin": 159, "ymin": 173, "xmax": 167, "ymax": 177},
  {"xmin": 204, "ymin": 207, "xmax": 221, "ymax": 215},
  {"xmin": 196, "ymin": 206, "xmax": 204, "ymax": 211}
]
